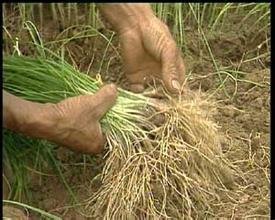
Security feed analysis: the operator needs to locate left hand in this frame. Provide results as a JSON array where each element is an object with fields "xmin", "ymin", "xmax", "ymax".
[
  {"xmin": 5, "ymin": 85, "xmax": 118, "ymax": 155},
  {"xmin": 44, "ymin": 84, "xmax": 117, "ymax": 154}
]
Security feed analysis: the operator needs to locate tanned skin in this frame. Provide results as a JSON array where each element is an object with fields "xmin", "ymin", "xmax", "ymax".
[{"xmin": 3, "ymin": 3, "xmax": 185, "ymax": 155}]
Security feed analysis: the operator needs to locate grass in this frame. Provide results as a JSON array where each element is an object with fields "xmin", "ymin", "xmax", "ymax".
[
  {"xmin": 3, "ymin": 3, "xmax": 270, "ymax": 41},
  {"xmin": 2, "ymin": 3, "xmax": 270, "ymax": 84},
  {"xmin": 2, "ymin": 3, "xmax": 270, "ymax": 219},
  {"xmin": 3, "ymin": 130, "xmax": 53, "ymax": 202},
  {"xmin": 3, "ymin": 200, "xmax": 62, "ymax": 219}
]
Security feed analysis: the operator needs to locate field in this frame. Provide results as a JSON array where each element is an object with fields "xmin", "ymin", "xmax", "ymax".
[{"xmin": 2, "ymin": 3, "xmax": 270, "ymax": 219}]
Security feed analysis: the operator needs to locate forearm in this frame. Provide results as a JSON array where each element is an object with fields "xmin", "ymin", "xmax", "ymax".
[
  {"xmin": 97, "ymin": 3, "xmax": 155, "ymax": 33},
  {"xmin": 3, "ymin": 90, "xmax": 56, "ymax": 139}
]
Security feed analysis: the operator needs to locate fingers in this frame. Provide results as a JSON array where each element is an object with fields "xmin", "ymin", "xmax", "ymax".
[
  {"xmin": 127, "ymin": 71, "xmax": 159, "ymax": 93},
  {"xmin": 48, "ymin": 84, "xmax": 117, "ymax": 156},
  {"xmin": 120, "ymin": 32, "xmax": 148, "ymax": 93},
  {"xmin": 161, "ymin": 42, "xmax": 185, "ymax": 94},
  {"xmin": 84, "ymin": 126, "xmax": 106, "ymax": 155},
  {"xmin": 58, "ymin": 122, "xmax": 106, "ymax": 155},
  {"xmin": 129, "ymin": 83, "xmax": 145, "ymax": 93},
  {"xmin": 125, "ymin": 69, "xmax": 150, "ymax": 93},
  {"xmin": 93, "ymin": 84, "xmax": 118, "ymax": 119},
  {"xmin": 176, "ymin": 55, "xmax": 186, "ymax": 88}
]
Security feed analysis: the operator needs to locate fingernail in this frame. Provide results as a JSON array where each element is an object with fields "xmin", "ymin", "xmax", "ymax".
[
  {"xmin": 107, "ymin": 83, "xmax": 117, "ymax": 94},
  {"xmin": 171, "ymin": 80, "xmax": 180, "ymax": 91},
  {"xmin": 109, "ymin": 83, "xmax": 117, "ymax": 91}
]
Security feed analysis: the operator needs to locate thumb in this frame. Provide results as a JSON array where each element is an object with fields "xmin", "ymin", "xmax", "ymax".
[
  {"xmin": 93, "ymin": 84, "xmax": 118, "ymax": 119},
  {"xmin": 161, "ymin": 43, "xmax": 182, "ymax": 94}
]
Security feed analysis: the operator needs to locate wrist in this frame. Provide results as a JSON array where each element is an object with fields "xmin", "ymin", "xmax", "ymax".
[
  {"xmin": 13, "ymin": 102, "xmax": 58, "ymax": 140},
  {"xmin": 97, "ymin": 3, "xmax": 155, "ymax": 34},
  {"xmin": 3, "ymin": 91, "xmax": 58, "ymax": 140}
]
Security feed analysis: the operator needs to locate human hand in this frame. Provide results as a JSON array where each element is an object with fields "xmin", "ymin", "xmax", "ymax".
[
  {"xmin": 119, "ymin": 16, "xmax": 185, "ymax": 94},
  {"xmin": 4, "ymin": 84, "xmax": 118, "ymax": 155},
  {"xmin": 46, "ymin": 84, "xmax": 117, "ymax": 154},
  {"xmin": 97, "ymin": 3, "xmax": 186, "ymax": 94}
]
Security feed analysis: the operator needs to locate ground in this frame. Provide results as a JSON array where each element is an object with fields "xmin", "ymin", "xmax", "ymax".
[{"xmin": 3, "ymin": 4, "xmax": 270, "ymax": 219}]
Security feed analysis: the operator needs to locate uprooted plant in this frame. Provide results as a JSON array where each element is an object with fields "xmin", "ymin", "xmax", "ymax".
[{"xmin": 4, "ymin": 55, "xmax": 236, "ymax": 219}]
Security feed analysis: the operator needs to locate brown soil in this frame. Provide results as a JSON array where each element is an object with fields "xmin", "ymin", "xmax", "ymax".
[{"xmin": 3, "ymin": 4, "xmax": 270, "ymax": 219}]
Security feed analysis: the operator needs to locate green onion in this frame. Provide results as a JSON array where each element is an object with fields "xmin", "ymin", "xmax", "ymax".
[{"xmin": 4, "ymin": 55, "xmax": 235, "ymax": 219}]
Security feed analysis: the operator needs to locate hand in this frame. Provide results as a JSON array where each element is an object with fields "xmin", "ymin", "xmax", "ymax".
[
  {"xmin": 47, "ymin": 84, "xmax": 117, "ymax": 154},
  {"xmin": 119, "ymin": 16, "xmax": 185, "ymax": 94},
  {"xmin": 4, "ymin": 85, "xmax": 117, "ymax": 155}
]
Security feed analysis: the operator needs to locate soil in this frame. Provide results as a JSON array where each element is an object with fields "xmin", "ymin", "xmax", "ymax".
[{"xmin": 3, "ymin": 4, "xmax": 270, "ymax": 219}]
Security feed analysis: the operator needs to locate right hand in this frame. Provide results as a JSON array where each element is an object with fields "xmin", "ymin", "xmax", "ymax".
[
  {"xmin": 97, "ymin": 3, "xmax": 186, "ymax": 94},
  {"xmin": 118, "ymin": 16, "xmax": 186, "ymax": 94}
]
